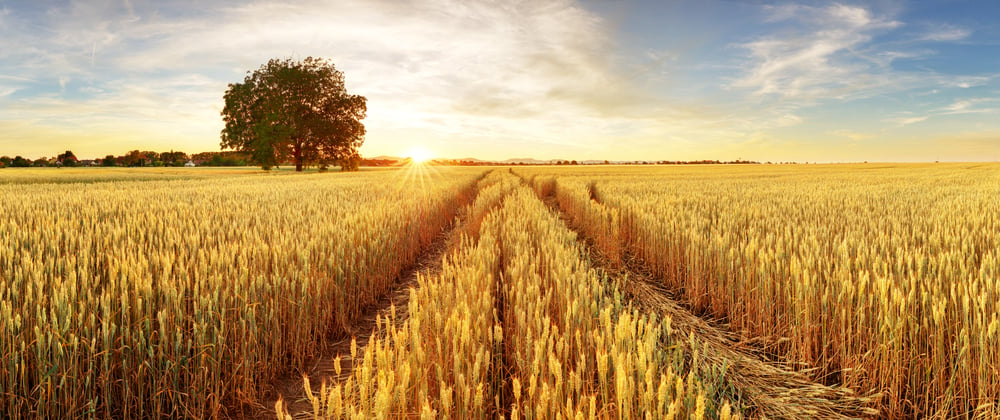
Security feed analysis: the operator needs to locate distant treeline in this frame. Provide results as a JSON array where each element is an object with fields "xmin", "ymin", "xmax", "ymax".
[
  {"xmin": 359, "ymin": 158, "xmax": 401, "ymax": 167},
  {"xmin": 0, "ymin": 150, "xmax": 254, "ymax": 168},
  {"xmin": 2, "ymin": 152, "xmax": 768, "ymax": 169},
  {"xmin": 433, "ymin": 159, "xmax": 764, "ymax": 166}
]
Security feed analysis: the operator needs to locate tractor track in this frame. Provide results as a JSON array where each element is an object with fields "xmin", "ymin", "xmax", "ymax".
[
  {"xmin": 236, "ymin": 177, "xmax": 483, "ymax": 420},
  {"xmin": 533, "ymin": 179, "xmax": 877, "ymax": 419}
]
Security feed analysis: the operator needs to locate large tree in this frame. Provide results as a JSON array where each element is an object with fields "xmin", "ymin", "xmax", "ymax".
[{"xmin": 220, "ymin": 57, "xmax": 367, "ymax": 171}]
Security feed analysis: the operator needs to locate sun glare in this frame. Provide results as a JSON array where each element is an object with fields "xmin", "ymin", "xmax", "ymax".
[{"xmin": 407, "ymin": 147, "xmax": 434, "ymax": 164}]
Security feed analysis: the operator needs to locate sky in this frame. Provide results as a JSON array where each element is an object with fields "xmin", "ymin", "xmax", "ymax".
[{"xmin": 1, "ymin": 0, "xmax": 998, "ymax": 162}]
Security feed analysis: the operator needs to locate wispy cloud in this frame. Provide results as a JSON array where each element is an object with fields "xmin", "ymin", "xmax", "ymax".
[
  {"xmin": 920, "ymin": 25, "xmax": 972, "ymax": 42},
  {"xmin": 946, "ymin": 75, "xmax": 993, "ymax": 89},
  {"xmin": 944, "ymin": 100, "xmax": 972, "ymax": 112},
  {"xmin": 730, "ymin": 5, "xmax": 993, "ymax": 104},
  {"xmin": 0, "ymin": 75, "xmax": 35, "ymax": 82},
  {"xmin": 939, "ymin": 98, "xmax": 998, "ymax": 115},
  {"xmin": 829, "ymin": 129, "xmax": 875, "ymax": 141},
  {"xmin": 887, "ymin": 116, "xmax": 928, "ymax": 127},
  {"xmin": 731, "ymin": 4, "xmax": 900, "ymax": 100},
  {"xmin": 883, "ymin": 97, "xmax": 998, "ymax": 127},
  {"xmin": 726, "ymin": 2, "xmax": 1000, "ymax": 149}
]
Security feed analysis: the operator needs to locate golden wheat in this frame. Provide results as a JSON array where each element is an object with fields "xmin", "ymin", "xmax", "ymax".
[
  {"xmin": 0, "ymin": 167, "xmax": 484, "ymax": 418},
  {"xmin": 287, "ymin": 174, "xmax": 734, "ymax": 419},
  {"xmin": 515, "ymin": 163, "xmax": 1000, "ymax": 419}
]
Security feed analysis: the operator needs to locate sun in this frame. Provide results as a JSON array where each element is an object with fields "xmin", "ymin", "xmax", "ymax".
[{"xmin": 406, "ymin": 147, "xmax": 434, "ymax": 164}]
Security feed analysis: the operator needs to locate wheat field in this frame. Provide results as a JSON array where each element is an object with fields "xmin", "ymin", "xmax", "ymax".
[
  {"xmin": 2, "ymin": 164, "xmax": 997, "ymax": 419},
  {"xmin": 0, "ymin": 167, "xmax": 482, "ymax": 418},
  {"xmin": 514, "ymin": 163, "xmax": 1000, "ymax": 419}
]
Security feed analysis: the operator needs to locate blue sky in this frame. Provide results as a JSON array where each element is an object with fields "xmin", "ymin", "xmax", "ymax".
[{"xmin": 0, "ymin": 0, "xmax": 998, "ymax": 162}]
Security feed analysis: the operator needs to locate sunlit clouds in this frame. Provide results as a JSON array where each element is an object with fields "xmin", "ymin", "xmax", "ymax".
[{"xmin": 0, "ymin": 0, "xmax": 998, "ymax": 162}]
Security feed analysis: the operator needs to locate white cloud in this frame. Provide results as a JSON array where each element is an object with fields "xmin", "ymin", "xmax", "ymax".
[
  {"xmin": 888, "ymin": 116, "xmax": 928, "ymax": 126},
  {"xmin": 761, "ymin": 4, "xmax": 805, "ymax": 23},
  {"xmin": 772, "ymin": 113, "xmax": 804, "ymax": 128},
  {"xmin": 0, "ymin": 74, "xmax": 35, "ymax": 82},
  {"xmin": 829, "ymin": 129, "xmax": 874, "ymax": 141},
  {"xmin": 948, "ymin": 76, "xmax": 992, "ymax": 88},
  {"xmin": 873, "ymin": 49, "xmax": 932, "ymax": 65},
  {"xmin": 920, "ymin": 26, "xmax": 971, "ymax": 42},
  {"xmin": 826, "ymin": 3, "xmax": 880, "ymax": 28},
  {"xmin": 945, "ymin": 100, "xmax": 971, "ymax": 112},
  {"xmin": 938, "ymin": 98, "xmax": 998, "ymax": 115}
]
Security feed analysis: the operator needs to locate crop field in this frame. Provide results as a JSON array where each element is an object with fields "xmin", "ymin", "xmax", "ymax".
[
  {"xmin": 1, "ymin": 164, "xmax": 998, "ymax": 419},
  {"xmin": 0, "ymin": 167, "xmax": 482, "ymax": 418},
  {"xmin": 515, "ymin": 163, "xmax": 1000, "ymax": 419}
]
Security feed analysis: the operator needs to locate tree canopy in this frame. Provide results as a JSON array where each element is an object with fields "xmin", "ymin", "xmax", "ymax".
[
  {"xmin": 56, "ymin": 150, "xmax": 78, "ymax": 167},
  {"xmin": 220, "ymin": 57, "xmax": 367, "ymax": 171}
]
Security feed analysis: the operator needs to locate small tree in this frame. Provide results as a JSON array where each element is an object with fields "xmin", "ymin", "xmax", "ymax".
[
  {"xmin": 141, "ymin": 151, "xmax": 161, "ymax": 166},
  {"xmin": 160, "ymin": 151, "xmax": 188, "ymax": 167},
  {"xmin": 221, "ymin": 57, "xmax": 367, "ymax": 171},
  {"xmin": 11, "ymin": 156, "xmax": 31, "ymax": 167},
  {"xmin": 123, "ymin": 150, "xmax": 146, "ymax": 167},
  {"xmin": 102, "ymin": 155, "xmax": 118, "ymax": 167},
  {"xmin": 338, "ymin": 151, "xmax": 361, "ymax": 172},
  {"xmin": 57, "ymin": 150, "xmax": 78, "ymax": 167}
]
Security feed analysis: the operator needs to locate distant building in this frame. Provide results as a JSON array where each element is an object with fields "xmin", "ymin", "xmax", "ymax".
[{"xmin": 184, "ymin": 160, "xmax": 196, "ymax": 167}]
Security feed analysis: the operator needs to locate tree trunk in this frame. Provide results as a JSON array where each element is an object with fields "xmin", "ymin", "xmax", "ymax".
[{"xmin": 294, "ymin": 144, "xmax": 303, "ymax": 171}]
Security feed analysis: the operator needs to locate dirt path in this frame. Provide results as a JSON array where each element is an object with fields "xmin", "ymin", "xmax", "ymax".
[
  {"xmin": 238, "ymin": 191, "xmax": 476, "ymax": 420},
  {"xmin": 537, "ymin": 190, "xmax": 877, "ymax": 419}
]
